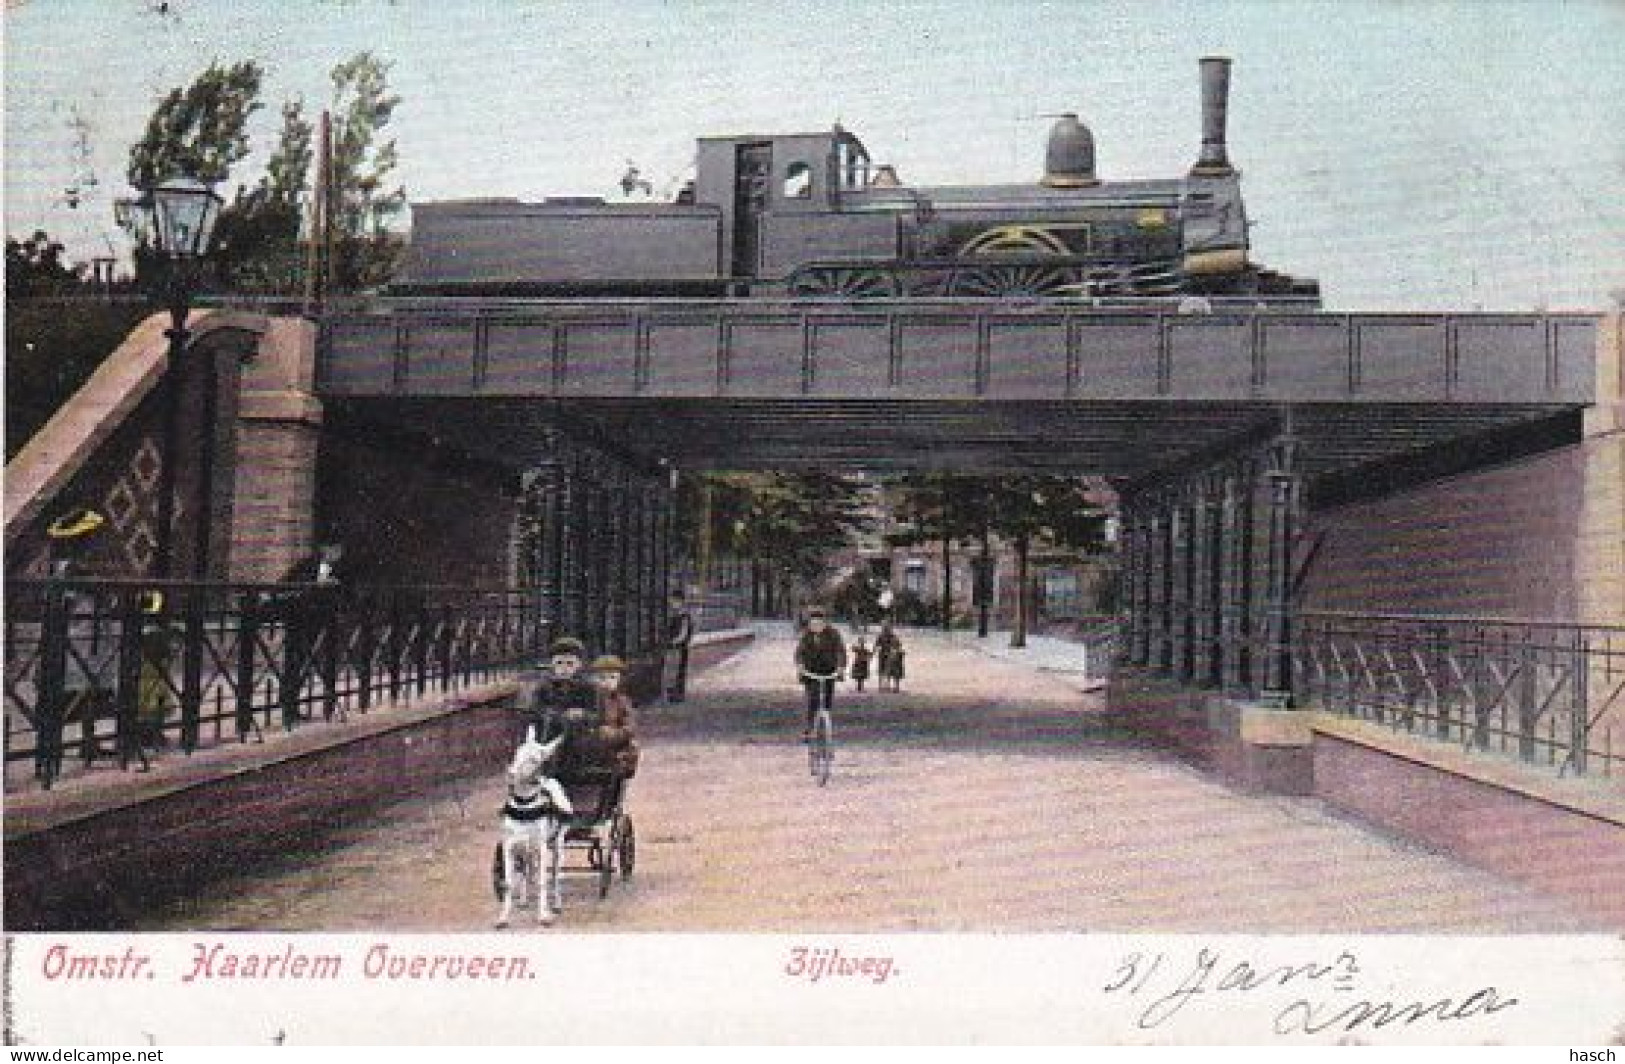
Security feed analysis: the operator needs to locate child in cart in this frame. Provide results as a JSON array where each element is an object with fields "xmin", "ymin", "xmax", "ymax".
[
  {"xmin": 554, "ymin": 654, "xmax": 641, "ymax": 819},
  {"xmin": 587, "ymin": 654, "xmax": 640, "ymax": 779},
  {"xmin": 524, "ymin": 636, "xmax": 597, "ymax": 744}
]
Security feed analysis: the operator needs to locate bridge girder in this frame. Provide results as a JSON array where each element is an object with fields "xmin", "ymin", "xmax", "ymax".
[{"xmin": 318, "ymin": 301, "xmax": 1597, "ymax": 485}]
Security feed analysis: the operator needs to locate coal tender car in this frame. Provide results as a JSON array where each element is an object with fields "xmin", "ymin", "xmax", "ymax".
[{"xmin": 395, "ymin": 57, "xmax": 1318, "ymax": 305}]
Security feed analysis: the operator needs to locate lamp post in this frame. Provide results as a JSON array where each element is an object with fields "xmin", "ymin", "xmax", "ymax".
[{"xmin": 116, "ymin": 176, "xmax": 223, "ymax": 579}]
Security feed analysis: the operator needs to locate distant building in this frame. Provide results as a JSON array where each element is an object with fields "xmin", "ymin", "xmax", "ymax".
[{"xmin": 841, "ymin": 477, "xmax": 1120, "ymax": 631}]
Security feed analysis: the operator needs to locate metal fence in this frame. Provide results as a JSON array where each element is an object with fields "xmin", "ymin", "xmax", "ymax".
[
  {"xmin": 686, "ymin": 591, "xmax": 747, "ymax": 634},
  {"xmin": 1073, "ymin": 615, "xmax": 1119, "ymax": 683},
  {"xmin": 1296, "ymin": 611, "xmax": 1625, "ymax": 778},
  {"xmin": 4, "ymin": 578, "xmax": 551, "ymax": 789}
]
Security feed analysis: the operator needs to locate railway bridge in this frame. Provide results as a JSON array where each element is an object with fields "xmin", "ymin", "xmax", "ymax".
[{"xmin": 5, "ymin": 296, "xmax": 1622, "ymax": 928}]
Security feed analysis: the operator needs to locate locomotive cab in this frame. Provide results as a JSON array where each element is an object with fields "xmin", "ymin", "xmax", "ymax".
[{"xmin": 695, "ymin": 126, "xmax": 903, "ymax": 291}]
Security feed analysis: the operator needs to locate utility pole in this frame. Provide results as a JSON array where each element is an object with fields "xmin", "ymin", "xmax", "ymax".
[{"xmin": 304, "ymin": 110, "xmax": 332, "ymax": 313}]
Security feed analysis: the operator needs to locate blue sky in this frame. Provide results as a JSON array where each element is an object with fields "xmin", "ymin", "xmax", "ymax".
[{"xmin": 5, "ymin": 0, "xmax": 1622, "ymax": 310}]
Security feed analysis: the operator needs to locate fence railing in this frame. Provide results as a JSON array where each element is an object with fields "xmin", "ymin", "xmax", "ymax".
[
  {"xmin": 686, "ymin": 591, "xmax": 746, "ymax": 634},
  {"xmin": 1296, "ymin": 611, "xmax": 1624, "ymax": 779},
  {"xmin": 4, "ymin": 578, "xmax": 551, "ymax": 789},
  {"xmin": 1072, "ymin": 615, "xmax": 1119, "ymax": 682}
]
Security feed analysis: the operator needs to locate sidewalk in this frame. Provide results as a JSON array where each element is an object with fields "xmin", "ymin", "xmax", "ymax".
[{"xmin": 943, "ymin": 627, "xmax": 1111, "ymax": 693}]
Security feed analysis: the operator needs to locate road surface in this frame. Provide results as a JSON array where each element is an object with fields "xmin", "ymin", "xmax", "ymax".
[{"xmin": 138, "ymin": 625, "xmax": 1601, "ymax": 933}]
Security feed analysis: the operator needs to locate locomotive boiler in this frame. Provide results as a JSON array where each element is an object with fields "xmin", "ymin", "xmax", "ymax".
[{"xmin": 394, "ymin": 57, "xmax": 1319, "ymax": 305}]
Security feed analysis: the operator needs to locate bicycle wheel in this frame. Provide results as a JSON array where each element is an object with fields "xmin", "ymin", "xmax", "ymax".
[{"xmin": 811, "ymin": 710, "xmax": 833, "ymax": 787}]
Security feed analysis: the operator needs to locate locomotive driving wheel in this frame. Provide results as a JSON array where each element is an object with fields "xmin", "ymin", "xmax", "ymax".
[
  {"xmin": 787, "ymin": 267, "xmax": 899, "ymax": 299},
  {"xmin": 951, "ymin": 226, "xmax": 1080, "ymax": 298},
  {"xmin": 949, "ymin": 263, "xmax": 1079, "ymax": 297}
]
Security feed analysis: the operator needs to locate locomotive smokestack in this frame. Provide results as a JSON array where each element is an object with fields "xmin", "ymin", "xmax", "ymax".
[{"xmin": 1191, "ymin": 56, "xmax": 1234, "ymax": 176}]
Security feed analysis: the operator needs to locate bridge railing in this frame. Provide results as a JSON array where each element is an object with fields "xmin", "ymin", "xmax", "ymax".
[
  {"xmin": 4, "ymin": 578, "xmax": 552, "ymax": 790},
  {"xmin": 1296, "ymin": 611, "xmax": 1624, "ymax": 779}
]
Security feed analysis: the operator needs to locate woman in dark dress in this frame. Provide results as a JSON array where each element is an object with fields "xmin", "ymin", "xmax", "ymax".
[
  {"xmin": 849, "ymin": 637, "xmax": 872, "ymax": 691},
  {"xmin": 874, "ymin": 623, "xmax": 904, "ymax": 692}
]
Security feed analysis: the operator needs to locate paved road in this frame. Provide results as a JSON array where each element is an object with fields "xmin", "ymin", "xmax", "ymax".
[{"xmin": 140, "ymin": 626, "xmax": 1601, "ymax": 933}]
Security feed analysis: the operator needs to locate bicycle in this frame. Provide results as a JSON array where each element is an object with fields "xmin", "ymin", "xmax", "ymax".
[{"xmin": 799, "ymin": 667, "xmax": 839, "ymax": 786}]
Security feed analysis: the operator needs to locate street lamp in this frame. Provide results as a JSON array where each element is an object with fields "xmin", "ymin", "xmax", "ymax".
[{"xmin": 117, "ymin": 176, "xmax": 224, "ymax": 578}]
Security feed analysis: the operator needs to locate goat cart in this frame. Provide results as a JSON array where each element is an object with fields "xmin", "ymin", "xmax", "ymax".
[{"xmin": 491, "ymin": 766, "xmax": 637, "ymax": 907}]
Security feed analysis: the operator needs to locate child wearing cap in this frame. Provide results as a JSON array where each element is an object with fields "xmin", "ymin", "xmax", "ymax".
[
  {"xmin": 526, "ymin": 636, "xmax": 598, "ymax": 744},
  {"xmin": 588, "ymin": 655, "xmax": 640, "ymax": 778},
  {"xmin": 549, "ymin": 654, "xmax": 641, "ymax": 820},
  {"xmin": 44, "ymin": 506, "xmax": 114, "ymax": 771}
]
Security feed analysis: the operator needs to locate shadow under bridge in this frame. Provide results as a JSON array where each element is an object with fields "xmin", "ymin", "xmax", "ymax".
[{"xmin": 316, "ymin": 298, "xmax": 1603, "ymax": 714}]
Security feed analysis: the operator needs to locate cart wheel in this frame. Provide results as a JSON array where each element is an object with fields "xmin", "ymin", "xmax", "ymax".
[
  {"xmin": 597, "ymin": 825, "xmax": 616, "ymax": 899},
  {"xmin": 618, "ymin": 814, "xmax": 636, "ymax": 880},
  {"xmin": 491, "ymin": 843, "xmax": 507, "ymax": 901}
]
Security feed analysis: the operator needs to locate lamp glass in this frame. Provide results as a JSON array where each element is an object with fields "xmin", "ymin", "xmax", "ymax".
[
  {"xmin": 150, "ymin": 177, "xmax": 222, "ymax": 258},
  {"xmin": 114, "ymin": 196, "xmax": 153, "ymax": 249}
]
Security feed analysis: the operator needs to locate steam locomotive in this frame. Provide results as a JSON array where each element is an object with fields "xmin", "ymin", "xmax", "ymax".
[{"xmin": 394, "ymin": 57, "xmax": 1319, "ymax": 305}]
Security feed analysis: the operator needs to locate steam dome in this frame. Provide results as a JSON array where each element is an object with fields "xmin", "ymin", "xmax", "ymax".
[{"xmin": 1041, "ymin": 113, "xmax": 1098, "ymax": 188}]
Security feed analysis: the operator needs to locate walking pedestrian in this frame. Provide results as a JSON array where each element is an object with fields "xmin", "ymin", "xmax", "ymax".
[
  {"xmin": 875, "ymin": 622, "xmax": 905, "ymax": 692},
  {"xmin": 849, "ymin": 636, "xmax": 872, "ymax": 692},
  {"xmin": 884, "ymin": 644, "xmax": 906, "ymax": 692}
]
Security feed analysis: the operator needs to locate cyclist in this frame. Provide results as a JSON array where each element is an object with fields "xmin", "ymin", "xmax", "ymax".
[{"xmin": 794, "ymin": 607, "xmax": 847, "ymax": 739}]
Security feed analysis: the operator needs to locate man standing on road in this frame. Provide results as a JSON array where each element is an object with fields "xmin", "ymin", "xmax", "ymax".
[
  {"xmin": 665, "ymin": 592, "xmax": 695, "ymax": 703},
  {"xmin": 277, "ymin": 544, "xmax": 345, "ymax": 728},
  {"xmin": 794, "ymin": 607, "xmax": 847, "ymax": 739}
]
